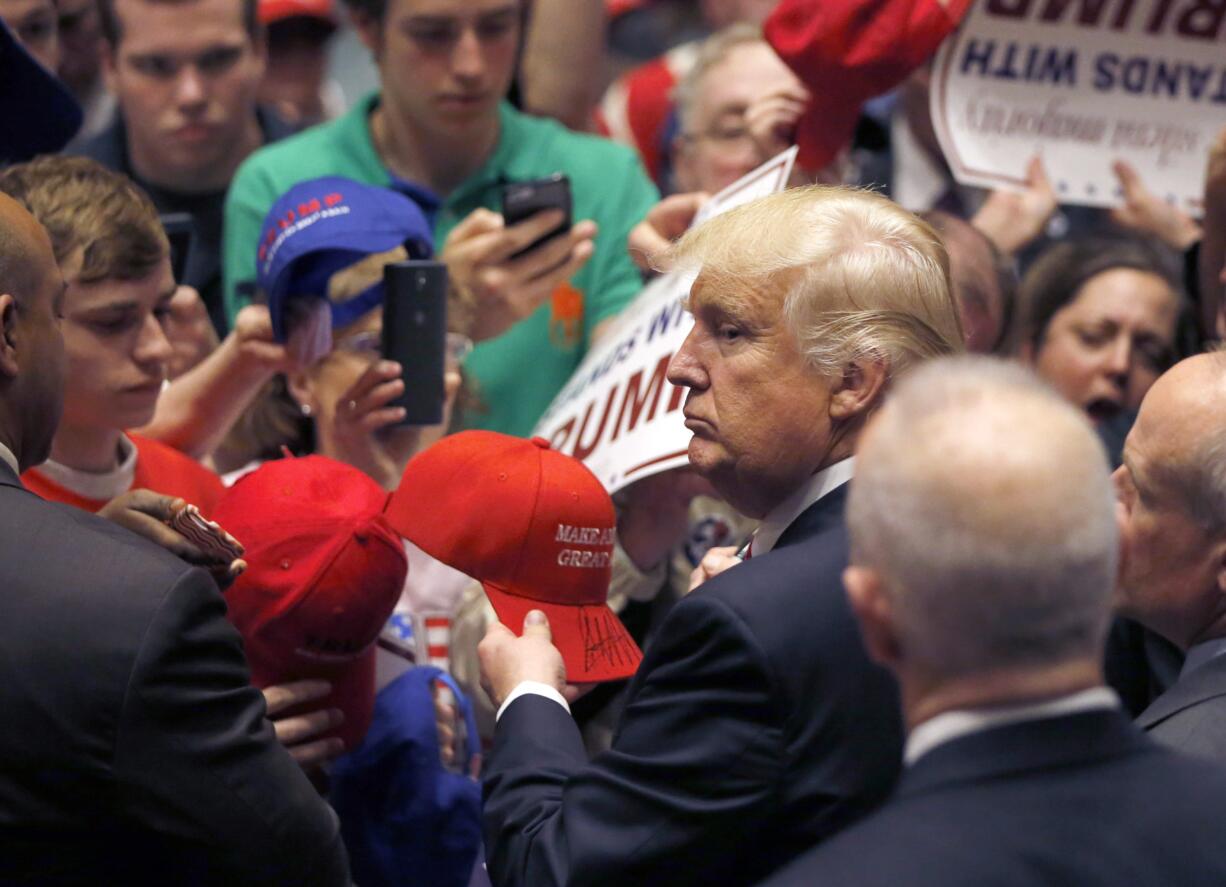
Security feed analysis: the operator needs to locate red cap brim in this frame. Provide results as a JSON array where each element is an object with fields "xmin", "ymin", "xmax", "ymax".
[{"xmin": 483, "ymin": 583, "xmax": 642, "ymax": 683}]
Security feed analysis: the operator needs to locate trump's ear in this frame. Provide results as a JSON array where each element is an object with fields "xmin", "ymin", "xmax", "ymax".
[
  {"xmin": 844, "ymin": 565, "xmax": 902, "ymax": 669},
  {"xmin": 829, "ymin": 357, "xmax": 888, "ymax": 422}
]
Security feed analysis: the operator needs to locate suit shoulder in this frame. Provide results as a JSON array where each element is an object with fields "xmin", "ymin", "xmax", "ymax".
[
  {"xmin": 678, "ymin": 522, "xmax": 880, "ymax": 716},
  {"xmin": 1148, "ymin": 705, "xmax": 1226, "ymax": 767},
  {"xmin": 0, "ymin": 485, "xmax": 202, "ymax": 596}
]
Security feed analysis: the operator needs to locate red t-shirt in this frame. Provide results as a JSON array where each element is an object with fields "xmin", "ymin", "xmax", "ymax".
[{"xmin": 23, "ymin": 433, "xmax": 224, "ymax": 517}]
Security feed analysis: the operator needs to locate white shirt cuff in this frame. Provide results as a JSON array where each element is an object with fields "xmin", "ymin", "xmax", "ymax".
[{"xmin": 495, "ymin": 680, "xmax": 571, "ymax": 721}]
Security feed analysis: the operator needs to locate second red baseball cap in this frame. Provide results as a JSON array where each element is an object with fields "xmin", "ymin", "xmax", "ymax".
[
  {"xmin": 765, "ymin": 0, "xmax": 971, "ymax": 170},
  {"xmin": 214, "ymin": 455, "xmax": 407, "ymax": 751},
  {"xmin": 386, "ymin": 431, "xmax": 642, "ymax": 683},
  {"xmin": 258, "ymin": 0, "xmax": 337, "ymax": 26}
]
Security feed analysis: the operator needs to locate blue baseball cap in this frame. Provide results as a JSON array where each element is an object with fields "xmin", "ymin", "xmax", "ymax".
[
  {"xmin": 0, "ymin": 19, "xmax": 83, "ymax": 163},
  {"xmin": 257, "ymin": 176, "xmax": 435, "ymax": 342}
]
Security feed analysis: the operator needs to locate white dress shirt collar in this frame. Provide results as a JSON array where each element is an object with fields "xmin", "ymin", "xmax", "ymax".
[
  {"xmin": 904, "ymin": 686, "xmax": 1120, "ymax": 766},
  {"xmin": 751, "ymin": 458, "xmax": 854, "ymax": 557},
  {"xmin": 0, "ymin": 441, "xmax": 18, "ymax": 477}
]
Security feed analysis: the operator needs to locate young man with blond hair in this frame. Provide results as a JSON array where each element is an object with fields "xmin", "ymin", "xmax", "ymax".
[{"xmin": 0, "ymin": 156, "xmax": 224, "ymax": 514}]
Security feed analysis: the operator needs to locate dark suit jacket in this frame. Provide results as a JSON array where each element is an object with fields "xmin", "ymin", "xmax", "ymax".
[
  {"xmin": 482, "ymin": 484, "xmax": 904, "ymax": 887},
  {"xmin": 757, "ymin": 709, "xmax": 1226, "ymax": 887},
  {"xmin": 1104, "ymin": 616, "xmax": 1183, "ymax": 717},
  {"xmin": 1139, "ymin": 652, "xmax": 1226, "ymax": 763},
  {"xmin": 0, "ymin": 462, "xmax": 348, "ymax": 886}
]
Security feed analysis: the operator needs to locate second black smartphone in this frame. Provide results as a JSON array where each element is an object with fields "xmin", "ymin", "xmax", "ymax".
[
  {"xmin": 160, "ymin": 212, "xmax": 194, "ymax": 284},
  {"xmin": 501, "ymin": 173, "xmax": 572, "ymax": 258},
  {"xmin": 382, "ymin": 260, "xmax": 448, "ymax": 426}
]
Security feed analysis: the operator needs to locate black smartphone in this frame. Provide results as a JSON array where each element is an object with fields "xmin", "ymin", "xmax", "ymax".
[
  {"xmin": 160, "ymin": 212, "xmax": 194, "ymax": 284},
  {"xmin": 382, "ymin": 260, "xmax": 448, "ymax": 426},
  {"xmin": 501, "ymin": 173, "xmax": 572, "ymax": 258}
]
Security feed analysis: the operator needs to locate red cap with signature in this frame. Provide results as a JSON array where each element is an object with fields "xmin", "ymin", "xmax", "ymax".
[{"xmin": 386, "ymin": 431, "xmax": 642, "ymax": 683}]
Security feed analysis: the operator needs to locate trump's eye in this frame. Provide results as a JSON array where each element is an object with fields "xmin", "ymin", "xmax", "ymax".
[{"xmin": 716, "ymin": 324, "xmax": 742, "ymax": 343}]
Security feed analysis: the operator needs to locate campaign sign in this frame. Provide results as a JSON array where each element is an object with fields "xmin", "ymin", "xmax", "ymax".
[
  {"xmin": 533, "ymin": 148, "xmax": 797, "ymax": 493},
  {"xmin": 931, "ymin": 0, "xmax": 1226, "ymax": 212}
]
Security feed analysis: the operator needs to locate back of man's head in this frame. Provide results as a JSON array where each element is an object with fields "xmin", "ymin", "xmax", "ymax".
[
  {"xmin": 0, "ymin": 191, "xmax": 64, "ymax": 469},
  {"xmin": 0, "ymin": 195, "xmax": 44, "ymax": 312},
  {"xmin": 849, "ymin": 356, "xmax": 1117, "ymax": 681},
  {"xmin": 669, "ymin": 185, "xmax": 964, "ymax": 381}
]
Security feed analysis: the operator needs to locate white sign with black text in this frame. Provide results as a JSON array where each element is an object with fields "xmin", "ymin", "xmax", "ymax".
[{"xmin": 931, "ymin": 0, "xmax": 1226, "ymax": 212}]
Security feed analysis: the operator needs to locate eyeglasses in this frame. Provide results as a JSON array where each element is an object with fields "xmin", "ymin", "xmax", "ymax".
[
  {"xmin": 681, "ymin": 122, "xmax": 756, "ymax": 149},
  {"xmin": 333, "ymin": 330, "xmax": 474, "ymax": 368}
]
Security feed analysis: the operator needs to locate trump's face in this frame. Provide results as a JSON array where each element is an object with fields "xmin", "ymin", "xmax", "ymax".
[{"xmin": 667, "ymin": 274, "xmax": 835, "ymax": 519}]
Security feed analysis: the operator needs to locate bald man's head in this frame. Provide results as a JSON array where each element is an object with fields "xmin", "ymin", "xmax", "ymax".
[
  {"xmin": 0, "ymin": 192, "xmax": 65, "ymax": 470},
  {"xmin": 1114, "ymin": 353, "xmax": 1226, "ymax": 649},
  {"xmin": 848, "ymin": 356, "xmax": 1117, "ymax": 679},
  {"xmin": 1132, "ymin": 353, "xmax": 1226, "ymax": 531},
  {"xmin": 0, "ymin": 192, "xmax": 54, "ymax": 307}
]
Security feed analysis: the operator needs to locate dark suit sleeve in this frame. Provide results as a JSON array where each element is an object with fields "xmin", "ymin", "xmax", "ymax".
[
  {"xmin": 112, "ymin": 567, "xmax": 349, "ymax": 887},
  {"xmin": 483, "ymin": 593, "xmax": 787, "ymax": 887}
]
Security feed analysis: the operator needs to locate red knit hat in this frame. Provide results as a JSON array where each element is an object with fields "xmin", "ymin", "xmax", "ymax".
[
  {"xmin": 386, "ymin": 431, "xmax": 642, "ymax": 683},
  {"xmin": 214, "ymin": 455, "xmax": 407, "ymax": 751},
  {"xmin": 765, "ymin": 0, "xmax": 972, "ymax": 170}
]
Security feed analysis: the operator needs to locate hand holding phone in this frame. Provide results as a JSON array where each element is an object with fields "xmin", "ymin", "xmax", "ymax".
[
  {"xmin": 382, "ymin": 260, "xmax": 448, "ymax": 426},
  {"xmin": 439, "ymin": 182, "xmax": 596, "ymax": 342},
  {"xmin": 501, "ymin": 174, "xmax": 572, "ymax": 258}
]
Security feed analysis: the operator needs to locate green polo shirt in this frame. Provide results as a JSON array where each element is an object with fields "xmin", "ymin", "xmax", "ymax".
[{"xmin": 223, "ymin": 94, "xmax": 659, "ymax": 437}]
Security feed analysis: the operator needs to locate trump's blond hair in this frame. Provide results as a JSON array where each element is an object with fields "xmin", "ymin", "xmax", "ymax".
[{"xmin": 668, "ymin": 185, "xmax": 964, "ymax": 377}]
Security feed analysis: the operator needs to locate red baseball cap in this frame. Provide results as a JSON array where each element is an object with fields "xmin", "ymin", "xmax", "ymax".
[
  {"xmin": 386, "ymin": 431, "xmax": 642, "ymax": 683},
  {"xmin": 214, "ymin": 455, "xmax": 407, "ymax": 751},
  {"xmin": 765, "ymin": 0, "xmax": 971, "ymax": 170},
  {"xmin": 258, "ymin": 0, "xmax": 337, "ymax": 26}
]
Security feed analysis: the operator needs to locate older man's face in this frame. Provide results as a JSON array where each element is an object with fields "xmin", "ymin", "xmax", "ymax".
[
  {"xmin": 1113, "ymin": 369, "xmax": 1223, "ymax": 649},
  {"xmin": 673, "ymin": 41, "xmax": 801, "ymax": 195},
  {"xmin": 667, "ymin": 274, "xmax": 834, "ymax": 518}
]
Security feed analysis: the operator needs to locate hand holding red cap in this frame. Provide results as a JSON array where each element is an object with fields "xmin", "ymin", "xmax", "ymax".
[
  {"xmin": 478, "ymin": 610, "xmax": 569, "ymax": 711},
  {"xmin": 388, "ymin": 431, "xmax": 644, "ymax": 684}
]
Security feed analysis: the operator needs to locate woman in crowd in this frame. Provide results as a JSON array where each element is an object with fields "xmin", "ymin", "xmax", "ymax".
[
  {"xmin": 1015, "ymin": 236, "xmax": 1185, "ymax": 427},
  {"xmin": 216, "ymin": 243, "xmax": 462, "ymax": 491}
]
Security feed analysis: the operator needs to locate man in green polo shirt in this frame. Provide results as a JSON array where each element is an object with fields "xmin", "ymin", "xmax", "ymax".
[{"xmin": 222, "ymin": 0, "xmax": 658, "ymax": 437}]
